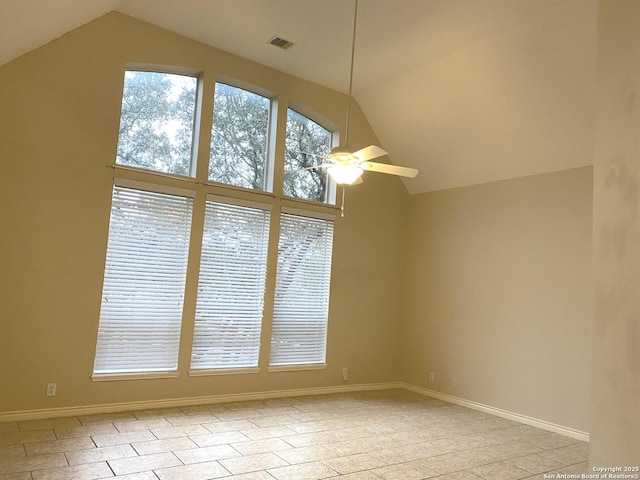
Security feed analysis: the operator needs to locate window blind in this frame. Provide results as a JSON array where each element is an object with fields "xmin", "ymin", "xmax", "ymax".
[
  {"xmin": 93, "ymin": 186, "xmax": 193, "ymax": 375},
  {"xmin": 270, "ymin": 212, "xmax": 334, "ymax": 366},
  {"xmin": 190, "ymin": 199, "xmax": 271, "ymax": 370}
]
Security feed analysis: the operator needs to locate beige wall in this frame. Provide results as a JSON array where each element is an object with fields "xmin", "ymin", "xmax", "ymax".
[
  {"xmin": 360, "ymin": 0, "xmax": 596, "ymax": 194},
  {"xmin": 5, "ymin": 8, "xmax": 631, "ymax": 460},
  {"xmin": 0, "ymin": 13, "xmax": 409, "ymax": 413},
  {"xmin": 591, "ymin": 0, "xmax": 640, "ymax": 464},
  {"xmin": 402, "ymin": 167, "xmax": 593, "ymax": 433}
]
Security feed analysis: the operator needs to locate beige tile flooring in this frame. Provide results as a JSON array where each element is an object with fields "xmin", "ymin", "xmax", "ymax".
[{"xmin": 0, "ymin": 389, "xmax": 588, "ymax": 479}]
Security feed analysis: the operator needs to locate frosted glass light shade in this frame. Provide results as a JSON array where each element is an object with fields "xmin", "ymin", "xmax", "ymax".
[{"xmin": 327, "ymin": 164, "xmax": 363, "ymax": 185}]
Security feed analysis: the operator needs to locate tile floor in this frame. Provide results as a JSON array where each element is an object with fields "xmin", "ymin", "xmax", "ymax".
[{"xmin": 0, "ymin": 389, "xmax": 589, "ymax": 479}]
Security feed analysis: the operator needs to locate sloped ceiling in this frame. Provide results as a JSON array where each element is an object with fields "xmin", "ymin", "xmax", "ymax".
[{"xmin": 0, "ymin": 0, "xmax": 597, "ymax": 194}]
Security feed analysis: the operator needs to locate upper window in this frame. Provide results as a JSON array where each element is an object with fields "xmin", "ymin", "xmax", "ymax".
[
  {"xmin": 284, "ymin": 109, "xmax": 332, "ymax": 203},
  {"xmin": 116, "ymin": 71, "xmax": 197, "ymax": 176},
  {"xmin": 209, "ymin": 83, "xmax": 271, "ymax": 191}
]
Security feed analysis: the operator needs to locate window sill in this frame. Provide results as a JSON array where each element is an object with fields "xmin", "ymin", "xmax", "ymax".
[
  {"xmin": 268, "ymin": 364, "xmax": 326, "ymax": 373},
  {"xmin": 91, "ymin": 371, "xmax": 179, "ymax": 382},
  {"xmin": 189, "ymin": 367, "xmax": 260, "ymax": 377}
]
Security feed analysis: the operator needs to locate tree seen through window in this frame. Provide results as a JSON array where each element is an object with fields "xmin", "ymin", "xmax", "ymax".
[
  {"xmin": 115, "ymin": 72, "xmax": 333, "ymax": 203},
  {"xmin": 116, "ymin": 71, "xmax": 196, "ymax": 176},
  {"xmin": 284, "ymin": 109, "xmax": 332, "ymax": 203}
]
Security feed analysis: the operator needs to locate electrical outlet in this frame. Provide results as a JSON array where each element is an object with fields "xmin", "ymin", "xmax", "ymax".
[
  {"xmin": 342, "ymin": 367, "xmax": 348, "ymax": 381},
  {"xmin": 428, "ymin": 372, "xmax": 435, "ymax": 382},
  {"xmin": 46, "ymin": 383, "xmax": 57, "ymax": 397}
]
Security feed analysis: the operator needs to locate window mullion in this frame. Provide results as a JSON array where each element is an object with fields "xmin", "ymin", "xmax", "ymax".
[
  {"xmin": 178, "ymin": 70, "xmax": 211, "ymax": 373},
  {"xmin": 177, "ymin": 189, "xmax": 207, "ymax": 373},
  {"xmin": 194, "ymin": 72, "xmax": 216, "ymax": 183},
  {"xmin": 270, "ymin": 94, "xmax": 289, "ymax": 199},
  {"xmin": 258, "ymin": 204, "xmax": 282, "ymax": 369},
  {"xmin": 257, "ymin": 94, "xmax": 289, "ymax": 369}
]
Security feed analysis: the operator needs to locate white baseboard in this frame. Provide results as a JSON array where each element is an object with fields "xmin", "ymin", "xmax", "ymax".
[
  {"xmin": 0, "ymin": 381, "xmax": 591, "ymax": 443},
  {"xmin": 402, "ymin": 382, "xmax": 589, "ymax": 442},
  {"xmin": 0, "ymin": 382, "xmax": 403, "ymax": 423}
]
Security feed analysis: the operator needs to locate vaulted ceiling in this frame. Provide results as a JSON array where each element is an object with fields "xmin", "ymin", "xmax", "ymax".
[{"xmin": 0, "ymin": 0, "xmax": 596, "ymax": 194}]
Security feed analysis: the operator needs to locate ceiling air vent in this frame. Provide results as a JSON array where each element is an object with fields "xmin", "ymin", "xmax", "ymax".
[{"xmin": 268, "ymin": 36, "xmax": 295, "ymax": 50}]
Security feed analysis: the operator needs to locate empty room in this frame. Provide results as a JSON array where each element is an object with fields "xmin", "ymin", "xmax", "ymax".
[{"xmin": 0, "ymin": 0, "xmax": 638, "ymax": 478}]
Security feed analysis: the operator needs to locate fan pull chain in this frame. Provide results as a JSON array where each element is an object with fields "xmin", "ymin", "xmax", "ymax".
[{"xmin": 341, "ymin": 187, "xmax": 346, "ymax": 217}]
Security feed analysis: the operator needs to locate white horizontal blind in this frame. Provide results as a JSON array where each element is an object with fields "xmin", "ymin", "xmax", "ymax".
[
  {"xmin": 270, "ymin": 213, "xmax": 334, "ymax": 366},
  {"xmin": 93, "ymin": 186, "xmax": 193, "ymax": 375},
  {"xmin": 191, "ymin": 200, "xmax": 271, "ymax": 370}
]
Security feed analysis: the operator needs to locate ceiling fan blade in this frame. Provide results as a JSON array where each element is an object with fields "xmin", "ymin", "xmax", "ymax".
[
  {"xmin": 353, "ymin": 145, "xmax": 388, "ymax": 162},
  {"xmin": 361, "ymin": 161, "xmax": 419, "ymax": 178}
]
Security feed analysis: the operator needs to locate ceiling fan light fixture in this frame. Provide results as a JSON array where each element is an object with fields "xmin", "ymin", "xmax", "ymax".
[
  {"xmin": 326, "ymin": 147, "xmax": 354, "ymax": 164},
  {"xmin": 327, "ymin": 164, "xmax": 363, "ymax": 185}
]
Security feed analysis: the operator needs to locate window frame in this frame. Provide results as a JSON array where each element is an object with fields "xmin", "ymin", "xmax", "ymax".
[
  {"xmin": 283, "ymin": 104, "xmax": 339, "ymax": 206},
  {"xmin": 92, "ymin": 179, "xmax": 195, "ymax": 379},
  {"xmin": 268, "ymin": 207, "xmax": 335, "ymax": 370},
  {"xmin": 208, "ymin": 80, "xmax": 276, "ymax": 194},
  {"xmin": 93, "ymin": 65, "xmax": 340, "ymax": 380},
  {"xmin": 189, "ymin": 195, "xmax": 273, "ymax": 374},
  {"xmin": 114, "ymin": 67, "xmax": 201, "ymax": 178}
]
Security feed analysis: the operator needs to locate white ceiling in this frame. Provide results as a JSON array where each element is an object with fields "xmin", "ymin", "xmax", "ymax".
[{"xmin": 0, "ymin": 0, "xmax": 596, "ymax": 194}]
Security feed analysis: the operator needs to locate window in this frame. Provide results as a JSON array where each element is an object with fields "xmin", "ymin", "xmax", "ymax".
[
  {"xmin": 95, "ymin": 67, "xmax": 337, "ymax": 377},
  {"xmin": 270, "ymin": 212, "xmax": 334, "ymax": 367},
  {"xmin": 209, "ymin": 83, "xmax": 271, "ymax": 191},
  {"xmin": 116, "ymin": 71, "xmax": 197, "ymax": 176},
  {"xmin": 93, "ymin": 185, "xmax": 193, "ymax": 375},
  {"xmin": 284, "ymin": 109, "xmax": 332, "ymax": 203},
  {"xmin": 191, "ymin": 199, "xmax": 271, "ymax": 371}
]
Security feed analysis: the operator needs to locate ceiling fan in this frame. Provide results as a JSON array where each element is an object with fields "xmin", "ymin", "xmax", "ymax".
[{"xmin": 301, "ymin": 0, "xmax": 419, "ymax": 187}]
